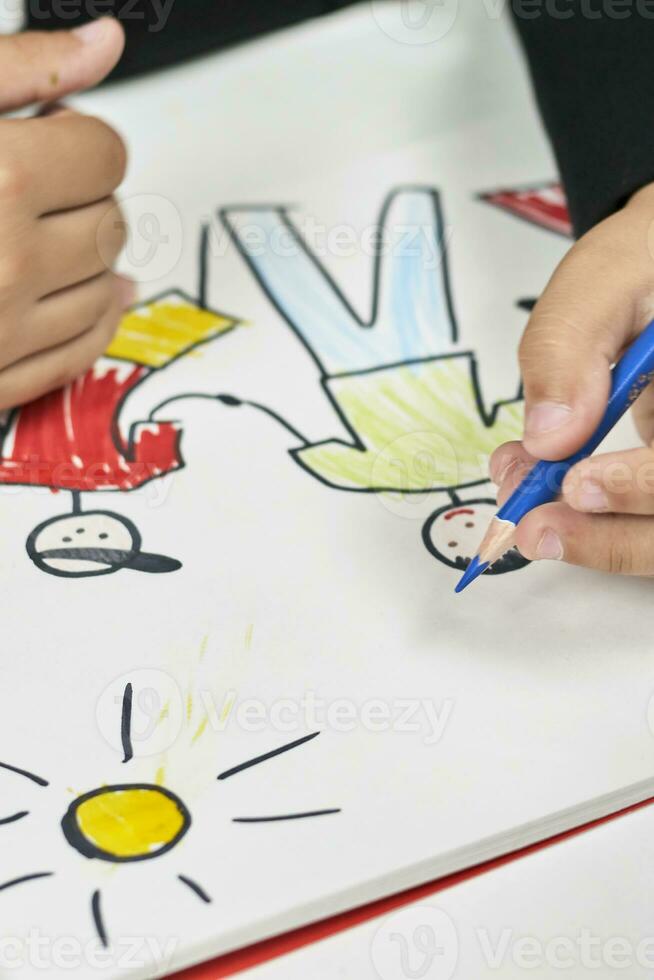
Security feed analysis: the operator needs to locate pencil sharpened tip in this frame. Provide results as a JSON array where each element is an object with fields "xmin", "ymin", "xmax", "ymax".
[{"xmin": 454, "ymin": 556, "xmax": 489, "ymax": 594}]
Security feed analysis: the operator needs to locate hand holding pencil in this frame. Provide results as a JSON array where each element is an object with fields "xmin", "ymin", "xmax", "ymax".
[{"xmin": 486, "ymin": 183, "xmax": 654, "ymax": 579}]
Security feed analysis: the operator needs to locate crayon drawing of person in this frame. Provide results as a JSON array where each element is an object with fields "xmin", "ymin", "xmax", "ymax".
[
  {"xmin": 4, "ymin": 279, "xmax": 238, "ymax": 577},
  {"xmin": 221, "ymin": 187, "xmax": 529, "ymax": 575}
]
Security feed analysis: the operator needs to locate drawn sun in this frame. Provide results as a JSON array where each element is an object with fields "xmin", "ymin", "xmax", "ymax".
[{"xmin": 0, "ymin": 683, "xmax": 341, "ymax": 947}]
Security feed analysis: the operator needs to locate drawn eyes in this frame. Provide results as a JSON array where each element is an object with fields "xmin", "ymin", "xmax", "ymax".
[
  {"xmin": 61, "ymin": 531, "xmax": 109, "ymax": 542},
  {"xmin": 62, "ymin": 529, "xmax": 87, "ymax": 542},
  {"xmin": 448, "ymin": 522, "xmax": 476, "ymax": 548}
]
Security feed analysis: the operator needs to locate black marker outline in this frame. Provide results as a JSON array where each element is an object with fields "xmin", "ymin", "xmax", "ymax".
[
  {"xmin": 421, "ymin": 497, "xmax": 530, "ymax": 575},
  {"xmin": 0, "ymin": 761, "xmax": 49, "ymax": 787},
  {"xmin": 233, "ymin": 809, "xmax": 341, "ymax": 823},
  {"xmin": 61, "ymin": 783, "xmax": 192, "ymax": 863},
  {"xmin": 121, "ymin": 683, "xmax": 133, "ymax": 764},
  {"xmin": 148, "ymin": 394, "xmax": 309, "ymax": 448},
  {"xmin": 178, "ymin": 874, "xmax": 212, "ymax": 904},
  {"xmin": 198, "ymin": 223, "xmax": 210, "ymax": 310},
  {"xmin": 0, "ymin": 872, "xmax": 53, "ymax": 893},
  {"xmin": 217, "ymin": 731, "xmax": 320, "ymax": 781},
  {"xmin": 26, "ymin": 509, "xmax": 181, "ymax": 579},
  {"xmin": 289, "ymin": 351, "xmax": 522, "ymax": 494},
  {"xmin": 13, "ymin": 232, "xmax": 240, "ymax": 577},
  {"xmin": 0, "ymin": 811, "xmax": 28, "ymax": 826},
  {"xmin": 4, "ymin": 254, "xmax": 240, "ymax": 500},
  {"xmin": 221, "ymin": 190, "xmax": 523, "ymax": 496},
  {"xmin": 91, "ymin": 889, "xmax": 108, "ymax": 948},
  {"xmin": 220, "ymin": 185, "xmax": 460, "ymax": 374},
  {"xmin": 2, "ymin": 287, "xmax": 235, "ymax": 496}
]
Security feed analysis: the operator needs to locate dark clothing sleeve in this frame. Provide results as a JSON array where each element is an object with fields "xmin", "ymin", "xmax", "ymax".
[
  {"xmin": 511, "ymin": 2, "xmax": 654, "ymax": 237},
  {"xmin": 27, "ymin": 0, "xmax": 359, "ymax": 82},
  {"xmin": 31, "ymin": 1, "xmax": 650, "ymax": 236}
]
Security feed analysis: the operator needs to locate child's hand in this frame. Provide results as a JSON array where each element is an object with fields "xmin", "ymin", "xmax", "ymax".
[
  {"xmin": 492, "ymin": 183, "xmax": 654, "ymax": 575},
  {"xmin": 0, "ymin": 18, "xmax": 130, "ymax": 409}
]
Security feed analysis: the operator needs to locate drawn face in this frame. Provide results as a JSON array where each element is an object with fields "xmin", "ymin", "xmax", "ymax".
[
  {"xmin": 422, "ymin": 499, "xmax": 530, "ymax": 575},
  {"xmin": 25, "ymin": 510, "xmax": 181, "ymax": 577}
]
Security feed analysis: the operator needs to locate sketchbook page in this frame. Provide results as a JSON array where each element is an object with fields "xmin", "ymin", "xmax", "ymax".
[
  {"xmin": 2, "ymin": 5, "xmax": 654, "ymax": 980},
  {"xmin": 241, "ymin": 804, "xmax": 654, "ymax": 980}
]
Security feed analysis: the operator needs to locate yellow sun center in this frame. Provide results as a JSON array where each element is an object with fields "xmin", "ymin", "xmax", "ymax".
[{"xmin": 61, "ymin": 784, "xmax": 191, "ymax": 863}]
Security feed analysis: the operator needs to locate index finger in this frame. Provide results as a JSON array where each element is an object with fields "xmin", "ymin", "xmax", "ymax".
[{"xmin": 3, "ymin": 111, "xmax": 127, "ymax": 215}]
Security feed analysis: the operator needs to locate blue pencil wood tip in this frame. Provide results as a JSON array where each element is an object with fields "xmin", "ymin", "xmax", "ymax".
[{"xmin": 454, "ymin": 556, "xmax": 489, "ymax": 594}]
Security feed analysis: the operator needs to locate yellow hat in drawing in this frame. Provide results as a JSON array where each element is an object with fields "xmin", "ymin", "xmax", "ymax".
[{"xmin": 106, "ymin": 290, "xmax": 238, "ymax": 369}]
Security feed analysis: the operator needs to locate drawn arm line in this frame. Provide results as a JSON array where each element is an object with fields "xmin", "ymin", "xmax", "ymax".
[{"xmin": 148, "ymin": 394, "xmax": 309, "ymax": 446}]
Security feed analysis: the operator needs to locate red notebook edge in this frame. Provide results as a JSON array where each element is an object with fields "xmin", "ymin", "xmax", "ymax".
[{"xmin": 168, "ymin": 793, "xmax": 654, "ymax": 979}]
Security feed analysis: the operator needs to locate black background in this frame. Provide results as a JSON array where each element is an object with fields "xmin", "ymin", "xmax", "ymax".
[{"xmin": 27, "ymin": 0, "xmax": 361, "ymax": 80}]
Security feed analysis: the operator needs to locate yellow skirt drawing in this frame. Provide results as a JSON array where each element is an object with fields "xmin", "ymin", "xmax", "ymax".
[{"xmin": 294, "ymin": 354, "xmax": 523, "ymax": 492}]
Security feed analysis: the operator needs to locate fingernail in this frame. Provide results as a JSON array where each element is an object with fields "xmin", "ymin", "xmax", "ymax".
[
  {"xmin": 73, "ymin": 18, "xmax": 108, "ymax": 44},
  {"xmin": 537, "ymin": 528, "xmax": 564, "ymax": 561},
  {"xmin": 525, "ymin": 402, "xmax": 573, "ymax": 438},
  {"xmin": 577, "ymin": 479, "xmax": 609, "ymax": 512}
]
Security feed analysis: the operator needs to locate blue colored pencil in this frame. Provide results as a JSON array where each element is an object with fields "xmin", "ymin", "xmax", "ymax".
[{"xmin": 456, "ymin": 318, "xmax": 654, "ymax": 593}]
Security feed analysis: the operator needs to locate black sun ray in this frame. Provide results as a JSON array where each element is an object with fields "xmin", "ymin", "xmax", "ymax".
[
  {"xmin": 121, "ymin": 682, "xmax": 134, "ymax": 764},
  {"xmin": 91, "ymin": 889, "xmax": 109, "ymax": 948},
  {"xmin": 0, "ymin": 761, "xmax": 49, "ymax": 787},
  {"xmin": 217, "ymin": 731, "xmax": 321, "ymax": 781},
  {"xmin": 233, "ymin": 809, "xmax": 341, "ymax": 823},
  {"xmin": 0, "ymin": 872, "xmax": 54, "ymax": 893},
  {"xmin": 178, "ymin": 874, "xmax": 212, "ymax": 904},
  {"xmin": 0, "ymin": 811, "xmax": 29, "ymax": 826}
]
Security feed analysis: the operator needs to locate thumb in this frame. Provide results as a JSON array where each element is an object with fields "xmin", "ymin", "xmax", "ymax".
[
  {"xmin": 0, "ymin": 18, "xmax": 125, "ymax": 112},
  {"xmin": 519, "ymin": 198, "xmax": 654, "ymax": 461}
]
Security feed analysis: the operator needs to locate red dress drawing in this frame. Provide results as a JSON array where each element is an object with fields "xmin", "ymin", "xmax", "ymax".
[{"xmin": 0, "ymin": 362, "xmax": 181, "ymax": 493}]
